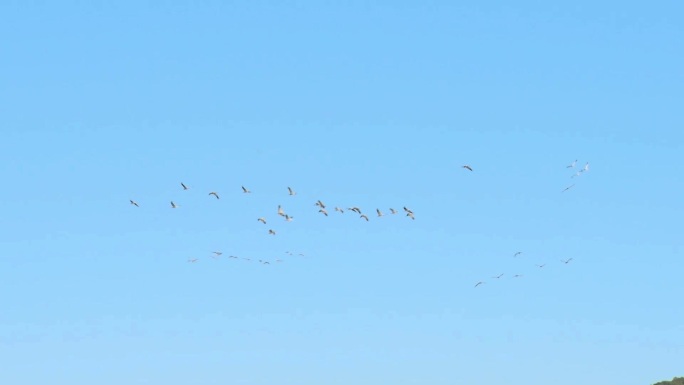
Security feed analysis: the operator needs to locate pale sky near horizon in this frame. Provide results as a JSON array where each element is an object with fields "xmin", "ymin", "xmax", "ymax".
[{"xmin": 1, "ymin": 1, "xmax": 682, "ymax": 384}]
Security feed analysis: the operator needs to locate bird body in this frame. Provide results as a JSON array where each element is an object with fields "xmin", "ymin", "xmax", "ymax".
[
  {"xmin": 288, "ymin": 187, "xmax": 296, "ymax": 196},
  {"xmin": 170, "ymin": 201, "xmax": 178, "ymax": 208},
  {"xmin": 258, "ymin": 217, "xmax": 267, "ymax": 224},
  {"xmin": 181, "ymin": 182, "xmax": 189, "ymax": 190},
  {"xmin": 130, "ymin": 200, "xmax": 139, "ymax": 207},
  {"xmin": 462, "ymin": 165, "xmax": 473, "ymax": 171},
  {"xmin": 209, "ymin": 191, "xmax": 220, "ymax": 199},
  {"xmin": 268, "ymin": 229, "xmax": 276, "ymax": 235},
  {"xmin": 242, "ymin": 186, "xmax": 251, "ymax": 193},
  {"xmin": 360, "ymin": 214, "xmax": 369, "ymax": 221}
]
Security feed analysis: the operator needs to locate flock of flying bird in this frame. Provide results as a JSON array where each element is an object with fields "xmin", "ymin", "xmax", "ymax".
[
  {"xmin": 472, "ymin": 159, "xmax": 589, "ymax": 288},
  {"xmin": 128, "ymin": 161, "xmax": 588, "ymax": 287}
]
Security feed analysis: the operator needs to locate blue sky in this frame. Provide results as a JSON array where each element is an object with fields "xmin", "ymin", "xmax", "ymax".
[{"xmin": 1, "ymin": 1, "xmax": 682, "ymax": 384}]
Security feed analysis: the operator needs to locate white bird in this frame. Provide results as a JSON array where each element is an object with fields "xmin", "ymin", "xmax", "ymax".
[
  {"xmin": 335, "ymin": 207, "xmax": 344, "ymax": 213},
  {"xmin": 268, "ymin": 229, "xmax": 276, "ymax": 235},
  {"xmin": 277, "ymin": 205, "xmax": 285, "ymax": 217},
  {"xmin": 209, "ymin": 191, "xmax": 220, "ymax": 199},
  {"xmin": 284, "ymin": 214, "xmax": 293, "ymax": 222},
  {"xmin": 188, "ymin": 258, "xmax": 198, "ymax": 263},
  {"xmin": 130, "ymin": 200, "xmax": 139, "ymax": 207},
  {"xmin": 406, "ymin": 212, "xmax": 415, "ymax": 220},
  {"xmin": 376, "ymin": 209, "xmax": 383, "ymax": 217},
  {"xmin": 389, "ymin": 208, "xmax": 397, "ymax": 214},
  {"xmin": 242, "ymin": 186, "xmax": 251, "ymax": 193},
  {"xmin": 514, "ymin": 251, "xmax": 522, "ymax": 257},
  {"xmin": 288, "ymin": 187, "xmax": 296, "ymax": 196},
  {"xmin": 258, "ymin": 217, "xmax": 267, "ymax": 224},
  {"xmin": 566, "ymin": 159, "xmax": 577, "ymax": 168},
  {"xmin": 582, "ymin": 162, "xmax": 589, "ymax": 172}
]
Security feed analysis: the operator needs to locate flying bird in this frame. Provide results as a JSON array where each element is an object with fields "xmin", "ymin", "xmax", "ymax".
[
  {"xmin": 209, "ymin": 191, "xmax": 220, "ymax": 199},
  {"xmin": 562, "ymin": 184, "xmax": 575, "ymax": 193},
  {"xmin": 170, "ymin": 201, "xmax": 178, "ymax": 208},
  {"xmin": 376, "ymin": 209, "xmax": 383, "ymax": 217},
  {"xmin": 318, "ymin": 209, "xmax": 328, "ymax": 216},
  {"xmin": 566, "ymin": 159, "xmax": 577, "ymax": 168},
  {"xmin": 181, "ymin": 182, "xmax": 189, "ymax": 190},
  {"xmin": 562, "ymin": 258, "xmax": 573, "ymax": 264},
  {"xmin": 513, "ymin": 274, "xmax": 524, "ymax": 278},
  {"xmin": 277, "ymin": 205, "xmax": 286, "ymax": 217},
  {"xmin": 582, "ymin": 162, "xmax": 589, "ymax": 172},
  {"xmin": 258, "ymin": 217, "xmax": 267, "ymax": 224},
  {"xmin": 268, "ymin": 229, "xmax": 276, "ymax": 235},
  {"xmin": 389, "ymin": 208, "xmax": 397, "ymax": 214},
  {"xmin": 242, "ymin": 186, "xmax": 251, "ymax": 193},
  {"xmin": 406, "ymin": 212, "xmax": 415, "ymax": 220},
  {"xmin": 514, "ymin": 251, "xmax": 522, "ymax": 257},
  {"xmin": 474, "ymin": 281, "xmax": 484, "ymax": 288},
  {"xmin": 212, "ymin": 251, "xmax": 222, "ymax": 256},
  {"xmin": 492, "ymin": 274, "xmax": 504, "ymax": 279},
  {"xmin": 129, "ymin": 200, "xmax": 139, "ymax": 207},
  {"xmin": 335, "ymin": 207, "xmax": 344, "ymax": 213},
  {"xmin": 360, "ymin": 214, "xmax": 369, "ymax": 221},
  {"xmin": 288, "ymin": 187, "xmax": 296, "ymax": 196},
  {"xmin": 284, "ymin": 214, "xmax": 293, "ymax": 222},
  {"xmin": 187, "ymin": 258, "xmax": 198, "ymax": 263},
  {"xmin": 462, "ymin": 165, "xmax": 473, "ymax": 171},
  {"xmin": 315, "ymin": 200, "xmax": 326, "ymax": 208},
  {"xmin": 536, "ymin": 264, "xmax": 546, "ymax": 268}
]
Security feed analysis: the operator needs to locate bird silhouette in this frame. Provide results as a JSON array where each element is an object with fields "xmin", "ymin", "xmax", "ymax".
[
  {"xmin": 209, "ymin": 191, "xmax": 220, "ymax": 199},
  {"xmin": 130, "ymin": 200, "xmax": 139, "ymax": 207},
  {"xmin": 360, "ymin": 214, "xmax": 369, "ymax": 221},
  {"xmin": 181, "ymin": 182, "xmax": 189, "ymax": 190},
  {"xmin": 170, "ymin": 201, "xmax": 178, "ymax": 208},
  {"xmin": 462, "ymin": 165, "xmax": 473, "ymax": 171},
  {"xmin": 242, "ymin": 186, "xmax": 251, "ymax": 193},
  {"xmin": 258, "ymin": 217, "xmax": 267, "ymax": 224},
  {"xmin": 288, "ymin": 187, "xmax": 296, "ymax": 196},
  {"xmin": 474, "ymin": 281, "xmax": 484, "ymax": 288}
]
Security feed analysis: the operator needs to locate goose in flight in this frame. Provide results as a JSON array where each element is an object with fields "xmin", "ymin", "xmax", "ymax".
[
  {"xmin": 562, "ymin": 258, "xmax": 573, "ymax": 264},
  {"xmin": 492, "ymin": 274, "xmax": 504, "ymax": 279},
  {"xmin": 474, "ymin": 281, "xmax": 484, "ymax": 288},
  {"xmin": 349, "ymin": 207, "xmax": 361, "ymax": 214},
  {"xmin": 258, "ymin": 217, "xmax": 267, "ymax": 224},
  {"xmin": 406, "ymin": 212, "xmax": 415, "ymax": 220},
  {"xmin": 188, "ymin": 258, "xmax": 198, "ymax": 263},
  {"xmin": 536, "ymin": 264, "xmax": 546, "ymax": 268},
  {"xmin": 566, "ymin": 159, "xmax": 577, "ymax": 168},
  {"xmin": 513, "ymin": 274, "xmax": 524, "ymax": 278},
  {"xmin": 360, "ymin": 214, "xmax": 369, "ymax": 221},
  {"xmin": 315, "ymin": 200, "xmax": 326, "ymax": 209},
  {"xmin": 318, "ymin": 209, "xmax": 328, "ymax": 216},
  {"xmin": 288, "ymin": 187, "xmax": 296, "ymax": 196},
  {"xmin": 212, "ymin": 251, "xmax": 222, "ymax": 256},
  {"xmin": 277, "ymin": 205, "xmax": 285, "ymax": 217},
  {"xmin": 334, "ymin": 207, "xmax": 344, "ymax": 213},
  {"xmin": 582, "ymin": 162, "xmax": 589, "ymax": 172},
  {"xmin": 514, "ymin": 251, "xmax": 522, "ymax": 257},
  {"xmin": 462, "ymin": 165, "xmax": 473, "ymax": 171},
  {"xmin": 209, "ymin": 191, "xmax": 220, "ymax": 199},
  {"xmin": 268, "ymin": 229, "xmax": 276, "ymax": 235},
  {"xmin": 242, "ymin": 186, "xmax": 251, "ymax": 193},
  {"xmin": 403, "ymin": 206, "xmax": 413, "ymax": 214},
  {"xmin": 284, "ymin": 214, "xmax": 293, "ymax": 222},
  {"xmin": 376, "ymin": 209, "xmax": 383, "ymax": 217},
  {"xmin": 389, "ymin": 208, "xmax": 397, "ymax": 214},
  {"xmin": 181, "ymin": 182, "xmax": 189, "ymax": 190},
  {"xmin": 562, "ymin": 184, "xmax": 575, "ymax": 193},
  {"xmin": 129, "ymin": 200, "xmax": 139, "ymax": 207},
  {"xmin": 170, "ymin": 201, "xmax": 178, "ymax": 208}
]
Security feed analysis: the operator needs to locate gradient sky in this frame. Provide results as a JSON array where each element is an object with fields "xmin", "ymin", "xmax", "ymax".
[{"xmin": 1, "ymin": 1, "xmax": 683, "ymax": 384}]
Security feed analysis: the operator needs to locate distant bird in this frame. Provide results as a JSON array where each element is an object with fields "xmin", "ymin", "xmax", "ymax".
[
  {"xmin": 562, "ymin": 184, "xmax": 575, "ymax": 193},
  {"xmin": 209, "ymin": 191, "xmax": 220, "ymax": 199},
  {"xmin": 170, "ymin": 201, "xmax": 178, "ymax": 208},
  {"xmin": 288, "ymin": 187, "xmax": 296, "ymax": 196},
  {"xmin": 403, "ymin": 206, "xmax": 413, "ymax": 214},
  {"xmin": 263, "ymin": 261, "xmax": 270, "ymax": 265},
  {"xmin": 276, "ymin": 259, "xmax": 283, "ymax": 263},
  {"xmin": 514, "ymin": 251, "xmax": 522, "ymax": 257},
  {"xmin": 298, "ymin": 253, "xmax": 305, "ymax": 256},
  {"xmin": 315, "ymin": 200, "xmax": 326, "ymax": 208},
  {"xmin": 181, "ymin": 182, "xmax": 189, "ymax": 190},
  {"xmin": 474, "ymin": 281, "xmax": 484, "ymax": 288},
  {"xmin": 492, "ymin": 274, "xmax": 504, "ymax": 279},
  {"xmin": 228, "ymin": 255, "xmax": 238, "ymax": 259},
  {"xmin": 349, "ymin": 207, "xmax": 361, "ymax": 214},
  {"xmin": 566, "ymin": 159, "xmax": 577, "ymax": 168},
  {"xmin": 536, "ymin": 264, "xmax": 546, "ymax": 268},
  {"xmin": 188, "ymin": 258, "xmax": 198, "ymax": 263},
  {"xmin": 406, "ymin": 212, "xmax": 415, "ymax": 220},
  {"xmin": 376, "ymin": 209, "xmax": 383, "ymax": 217},
  {"xmin": 242, "ymin": 186, "xmax": 251, "ymax": 193},
  {"xmin": 571, "ymin": 171, "xmax": 581, "ymax": 178},
  {"xmin": 334, "ymin": 207, "xmax": 344, "ymax": 213},
  {"xmin": 462, "ymin": 165, "xmax": 473, "ymax": 171},
  {"xmin": 129, "ymin": 200, "xmax": 139, "ymax": 207},
  {"xmin": 318, "ymin": 209, "xmax": 328, "ymax": 216},
  {"xmin": 277, "ymin": 205, "xmax": 286, "ymax": 217},
  {"xmin": 360, "ymin": 214, "xmax": 369, "ymax": 221},
  {"xmin": 212, "ymin": 251, "xmax": 222, "ymax": 256},
  {"xmin": 582, "ymin": 162, "xmax": 589, "ymax": 172},
  {"xmin": 284, "ymin": 214, "xmax": 293, "ymax": 222},
  {"xmin": 268, "ymin": 229, "xmax": 276, "ymax": 235},
  {"xmin": 513, "ymin": 274, "xmax": 524, "ymax": 278},
  {"xmin": 389, "ymin": 208, "xmax": 397, "ymax": 214},
  {"xmin": 258, "ymin": 217, "xmax": 267, "ymax": 224},
  {"xmin": 562, "ymin": 258, "xmax": 573, "ymax": 264}
]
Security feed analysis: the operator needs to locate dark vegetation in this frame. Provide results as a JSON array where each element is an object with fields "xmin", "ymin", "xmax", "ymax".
[{"xmin": 653, "ymin": 377, "xmax": 684, "ymax": 385}]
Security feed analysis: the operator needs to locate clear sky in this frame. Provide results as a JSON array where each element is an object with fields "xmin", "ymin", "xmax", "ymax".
[{"xmin": 1, "ymin": 1, "xmax": 682, "ymax": 384}]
